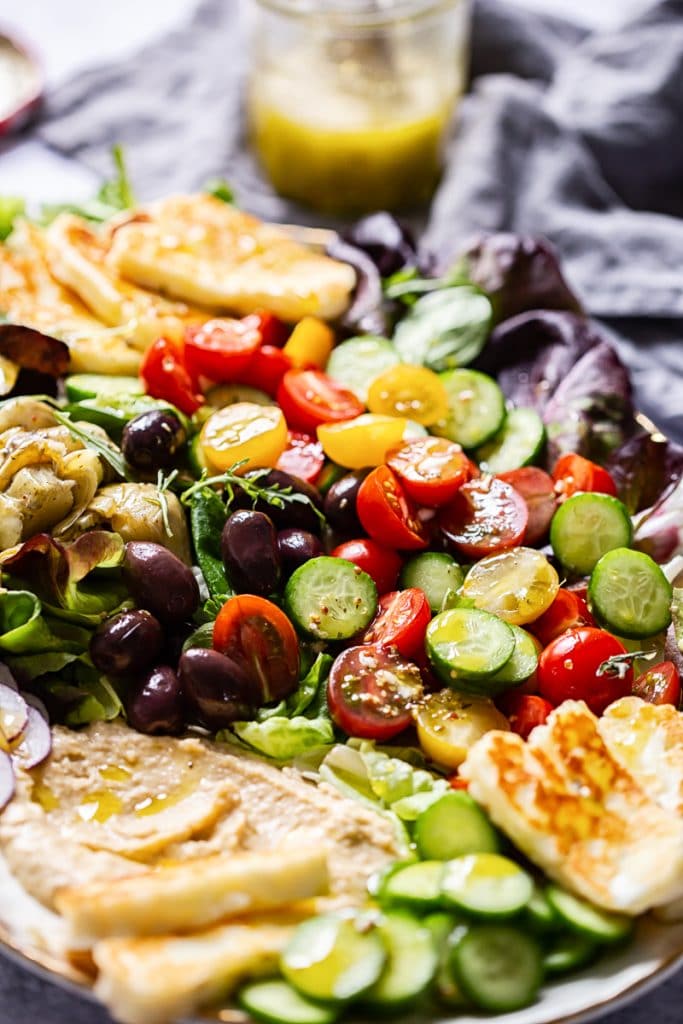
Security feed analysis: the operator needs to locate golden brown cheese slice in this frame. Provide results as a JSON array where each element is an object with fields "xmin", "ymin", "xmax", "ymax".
[
  {"xmin": 45, "ymin": 214, "xmax": 204, "ymax": 348},
  {"xmin": 1, "ymin": 224, "xmax": 143, "ymax": 375},
  {"xmin": 108, "ymin": 194, "xmax": 356, "ymax": 321},
  {"xmin": 461, "ymin": 700, "xmax": 683, "ymax": 915}
]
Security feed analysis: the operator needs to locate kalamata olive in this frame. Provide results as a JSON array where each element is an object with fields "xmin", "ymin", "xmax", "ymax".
[
  {"xmin": 122, "ymin": 410, "xmax": 186, "ymax": 471},
  {"xmin": 277, "ymin": 528, "xmax": 323, "ymax": 578},
  {"xmin": 221, "ymin": 510, "xmax": 280, "ymax": 596},
  {"xmin": 126, "ymin": 665, "xmax": 185, "ymax": 735},
  {"xmin": 233, "ymin": 469, "xmax": 324, "ymax": 534},
  {"xmin": 123, "ymin": 541, "xmax": 200, "ymax": 624},
  {"xmin": 162, "ymin": 621, "xmax": 197, "ymax": 669},
  {"xmin": 90, "ymin": 609, "xmax": 164, "ymax": 676},
  {"xmin": 323, "ymin": 471, "xmax": 366, "ymax": 534},
  {"xmin": 179, "ymin": 648, "xmax": 255, "ymax": 729}
]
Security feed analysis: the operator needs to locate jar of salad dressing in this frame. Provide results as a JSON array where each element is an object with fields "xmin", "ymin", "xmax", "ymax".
[{"xmin": 247, "ymin": 0, "xmax": 471, "ymax": 215}]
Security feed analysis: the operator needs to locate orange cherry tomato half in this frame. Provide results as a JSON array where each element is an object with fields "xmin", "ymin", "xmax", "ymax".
[
  {"xmin": 277, "ymin": 369, "xmax": 364, "ymax": 432},
  {"xmin": 362, "ymin": 588, "xmax": 432, "ymax": 659},
  {"xmin": 330, "ymin": 538, "xmax": 402, "ymax": 596},
  {"xmin": 497, "ymin": 692, "xmax": 554, "ymax": 740},
  {"xmin": 184, "ymin": 317, "xmax": 262, "ymax": 383},
  {"xmin": 438, "ymin": 477, "xmax": 528, "ymax": 560},
  {"xmin": 497, "ymin": 467, "xmax": 557, "ymax": 546},
  {"xmin": 552, "ymin": 452, "xmax": 617, "ymax": 500},
  {"xmin": 276, "ymin": 431, "xmax": 325, "ymax": 484},
  {"xmin": 387, "ymin": 437, "xmax": 475, "ymax": 507},
  {"xmin": 357, "ymin": 466, "xmax": 429, "ymax": 551},
  {"xmin": 537, "ymin": 627, "xmax": 631, "ymax": 715},
  {"xmin": 140, "ymin": 336, "xmax": 204, "ymax": 415},
  {"xmin": 529, "ymin": 587, "xmax": 595, "ymax": 648},
  {"xmin": 213, "ymin": 595, "xmax": 299, "ymax": 703},
  {"xmin": 238, "ymin": 345, "xmax": 292, "ymax": 397},
  {"xmin": 327, "ymin": 644, "xmax": 423, "ymax": 740},
  {"xmin": 632, "ymin": 661, "xmax": 681, "ymax": 706}
]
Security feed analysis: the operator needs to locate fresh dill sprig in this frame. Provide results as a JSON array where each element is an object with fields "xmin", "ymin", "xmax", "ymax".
[{"xmin": 180, "ymin": 459, "xmax": 325, "ymax": 525}]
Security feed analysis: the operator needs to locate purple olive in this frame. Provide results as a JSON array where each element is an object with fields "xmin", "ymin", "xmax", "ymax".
[
  {"xmin": 123, "ymin": 542, "xmax": 199, "ymax": 624},
  {"xmin": 90, "ymin": 609, "xmax": 164, "ymax": 676},
  {"xmin": 221, "ymin": 510, "xmax": 280, "ymax": 596},
  {"xmin": 277, "ymin": 529, "xmax": 323, "ymax": 578},
  {"xmin": 179, "ymin": 648, "xmax": 256, "ymax": 729},
  {"xmin": 122, "ymin": 410, "xmax": 186, "ymax": 472},
  {"xmin": 323, "ymin": 471, "xmax": 366, "ymax": 535},
  {"xmin": 126, "ymin": 665, "xmax": 185, "ymax": 735},
  {"xmin": 232, "ymin": 469, "xmax": 324, "ymax": 534}
]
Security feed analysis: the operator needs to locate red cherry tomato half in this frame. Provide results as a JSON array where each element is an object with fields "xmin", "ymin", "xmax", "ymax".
[
  {"xmin": 529, "ymin": 588, "xmax": 595, "ymax": 648},
  {"xmin": 140, "ymin": 336, "xmax": 204, "ymax": 415},
  {"xmin": 438, "ymin": 477, "xmax": 528, "ymax": 560},
  {"xmin": 497, "ymin": 467, "xmax": 557, "ymax": 546},
  {"xmin": 238, "ymin": 344, "xmax": 292, "ymax": 397},
  {"xmin": 276, "ymin": 431, "xmax": 325, "ymax": 484},
  {"xmin": 387, "ymin": 437, "xmax": 475, "ymax": 507},
  {"xmin": 213, "ymin": 595, "xmax": 299, "ymax": 704},
  {"xmin": 330, "ymin": 538, "xmax": 402, "ymax": 596},
  {"xmin": 537, "ymin": 627, "xmax": 631, "ymax": 715},
  {"xmin": 277, "ymin": 369, "xmax": 364, "ymax": 432},
  {"xmin": 497, "ymin": 692, "xmax": 554, "ymax": 740},
  {"xmin": 633, "ymin": 661, "xmax": 681, "ymax": 706},
  {"xmin": 184, "ymin": 318, "xmax": 262, "ymax": 383},
  {"xmin": 362, "ymin": 588, "xmax": 432, "ymax": 659},
  {"xmin": 250, "ymin": 310, "xmax": 290, "ymax": 348},
  {"xmin": 357, "ymin": 466, "xmax": 429, "ymax": 551},
  {"xmin": 327, "ymin": 644, "xmax": 423, "ymax": 740},
  {"xmin": 552, "ymin": 453, "xmax": 617, "ymax": 500}
]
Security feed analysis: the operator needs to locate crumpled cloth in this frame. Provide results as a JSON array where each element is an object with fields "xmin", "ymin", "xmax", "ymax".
[{"xmin": 35, "ymin": 0, "xmax": 683, "ymax": 442}]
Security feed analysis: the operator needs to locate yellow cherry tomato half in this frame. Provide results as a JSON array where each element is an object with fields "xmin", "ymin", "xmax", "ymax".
[
  {"xmin": 317, "ymin": 413, "xmax": 409, "ymax": 470},
  {"xmin": 415, "ymin": 689, "xmax": 510, "ymax": 769},
  {"xmin": 200, "ymin": 401, "xmax": 287, "ymax": 472},
  {"xmin": 461, "ymin": 547, "xmax": 560, "ymax": 625},
  {"xmin": 367, "ymin": 365, "xmax": 449, "ymax": 426}
]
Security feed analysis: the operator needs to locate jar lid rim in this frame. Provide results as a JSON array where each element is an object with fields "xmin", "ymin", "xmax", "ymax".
[{"xmin": 250, "ymin": 0, "xmax": 461, "ymax": 26}]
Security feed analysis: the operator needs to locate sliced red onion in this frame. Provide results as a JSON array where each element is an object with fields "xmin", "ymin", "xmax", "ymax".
[
  {"xmin": 23, "ymin": 691, "xmax": 49, "ymax": 722},
  {"xmin": 0, "ymin": 662, "xmax": 18, "ymax": 691},
  {"xmin": 11, "ymin": 704, "xmax": 52, "ymax": 770},
  {"xmin": 0, "ymin": 683, "xmax": 28, "ymax": 744},
  {"xmin": 0, "ymin": 750, "xmax": 15, "ymax": 811}
]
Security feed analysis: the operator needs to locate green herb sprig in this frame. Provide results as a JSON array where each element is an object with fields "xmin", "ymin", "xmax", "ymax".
[
  {"xmin": 181, "ymin": 459, "xmax": 325, "ymax": 525},
  {"xmin": 146, "ymin": 469, "xmax": 180, "ymax": 539},
  {"xmin": 48, "ymin": 406, "xmax": 132, "ymax": 480}
]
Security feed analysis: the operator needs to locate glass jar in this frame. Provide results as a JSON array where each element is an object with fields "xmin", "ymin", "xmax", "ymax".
[{"xmin": 247, "ymin": 0, "xmax": 471, "ymax": 216}]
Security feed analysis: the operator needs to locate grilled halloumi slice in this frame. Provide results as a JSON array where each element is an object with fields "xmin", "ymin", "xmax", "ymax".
[
  {"xmin": 107, "ymin": 194, "xmax": 356, "ymax": 322},
  {"xmin": 2, "ymin": 224, "xmax": 144, "ymax": 375},
  {"xmin": 461, "ymin": 700, "xmax": 683, "ymax": 915},
  {"xmin": 56, "ymin": 844, "xmax": 329, "ymax": 945},
  {"xmin": 45, "ymin": 214, "xmax": 204, "ymax": 349},
  {"xmin": 93, "ymin": 910, "xmax": 312, "ymax": 1024}
]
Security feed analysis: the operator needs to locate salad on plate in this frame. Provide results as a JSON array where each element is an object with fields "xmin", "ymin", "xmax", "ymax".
[{"xmin": 0, "ymin": 156, "xmax": 681, "ymax": 1024}]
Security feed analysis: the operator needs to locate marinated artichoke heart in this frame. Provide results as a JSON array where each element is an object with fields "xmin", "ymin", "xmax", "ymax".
[
  {"xmin": 75, "ymin": 482, "xmax": 192, "ymax": 564},
  {"xmin": 0, "ymin": 398, "xmax": 103, "ymax": 551}
]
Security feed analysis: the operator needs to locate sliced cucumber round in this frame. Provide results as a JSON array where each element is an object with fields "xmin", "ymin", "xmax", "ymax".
[
  {"xmin": 414, "ymin": 792, "xmax": 499, "ymax": 861},
  {"xmin": 545, "ymin": 886, "xmax": 634, "ymax": 944},
  {"xmin": 326, "ymin": 336, "xmax": 400, "ymax": 403},
  {"xmin": 64, "ymin": 373, "xmax": 143, "ymax": 402},
  {"xmin": 485, "ymin": 625, "xmax": 539, "ymax": 691},
  {"xmin": 441, "ymin": 853, "xmax": 534, "ymax": 919},
  {"xmin": 449, "ymin": 924, "xmax": 543, "ymax": 1012},
  {"xmin": 364, "ymin": 912, "xmax": 438, "ymax": 1009},
  {"xmin": 426, "ymin": 607, "xmax": 515, "ymax": 684},
  {"xmin": 589, "ymin": 548, "xmax": 673, "ymax": 638},
  {"xmin": 399, "ymin": 552, "xmax": 464, "ymax": 613},
  {"xmin": 238, "ymin": 979, "xmax": 339, "ymax": 1024},
  {"xmin": 379, "ymin": 860, "xmax": 445, "ymax": 911},
  {"xmin": 475, "ymin": 407, "xmax": 546, "ymax": 474},
  {"xmin": 281, "ymin": 913, "xmax": 386, "ymax": 1004},
  {"xmin": 550, "ymin": 492, "xmax": 633, "ymax": 575},
  {"xmin": 433, "ymin": 369, "xmax": 505, "ymax": 449},
  {"xmin": 543, "ymin": 931, "xmax": 598, "ymax": 975},
  {"xmin": 284, "ymin": 557, "xmax": 377, "ymax": 640},
  {"xmin": 524, "ymin": 884, "xmax": 560, "ymax": 934},
  {"xmin": 423, "ymin": 913, "xmax": 470, "ymax": 1008}
]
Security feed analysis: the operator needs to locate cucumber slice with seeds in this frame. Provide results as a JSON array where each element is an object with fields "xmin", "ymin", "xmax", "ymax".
[
  {"xmin": 65, "ymin": 373, "xmax": 143, "ymax": 402},
  {"xmin": 281, "ymin": 913, "xmax": 386, "ymax": 1004},
  {"xmin": 284, "ymin": 557, "xmax": 377, "ymax": 640},
  {"xmin": 238, "ymin": 979, "xmax": 339, "ymax": 1024},
  {"xmin": 589, "ymin": 548, "xmax": 672, "ymax": 638},
  {"xmin": 433, "ymin": 369, "xmax": 506, "ymax": 449},
  {"xmin": 326, "ymin": 336, "xmax": 400, "ymax": 403},
  {"xmin": 449, "ymin": 924, "xmax": 543, "ymax": 1012},
  {"xmin": 399, "ymin": 552, "xmax": 464, "ymax": 613},
  {"xmin": 426, "ymin": 607, "xmax": 515, "ymax": 684},
  {"xmin": 441, "ymin": 853, "xmax": 534, "ymax": 919},
  {"xmin": 364, "ymin": 911, "xmax": 438, "ymax": 1009},
  {"xmin": 550, "ymin": 492, "xmax": 633, "ymax": 575},
  {"xmin": 476, "ymin": 407, "xmax": 546, "ymax": 473},
  {"xmin": 545, "ymin": 886, "xmax": 634, "ymax": 944},
  {"xmin": 379, "ymin": 860, "xmax": 445, "ymax": 911},
  {"xmin": 414, "ymin": 792, "xmax": 499, "ymax": 861}
]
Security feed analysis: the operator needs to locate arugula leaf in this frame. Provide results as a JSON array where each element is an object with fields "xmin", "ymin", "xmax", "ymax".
[
  {"xmin": 0, "ymin": 197, "xmax": 25, "ymax": 241},
  {"xmin": 188, "ymin": 489, "xmax": 232, "ymax": 601},
  {"xmin": 393, "ymin": 286, "xmax": 493, "ymax": 371},
  {"xmin": 205, "ymin": 178, "xmax": 234, "ymax": 204}
]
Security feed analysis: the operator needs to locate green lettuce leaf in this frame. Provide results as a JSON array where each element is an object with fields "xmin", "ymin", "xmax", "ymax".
[
  {"xmin": 0, "ymin": 590, "xmax": 91, "ymax": 654},
  {"xmin": 189, "ymin": 489, "xmax": 232, "ymax": 601},
  {"xmin": 39, "ymin": 659, "xmax": 123, "ymax": 725},
  {"xmin": 0, "ymin": 197, "xmax": 26, "ymax": 241}
]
